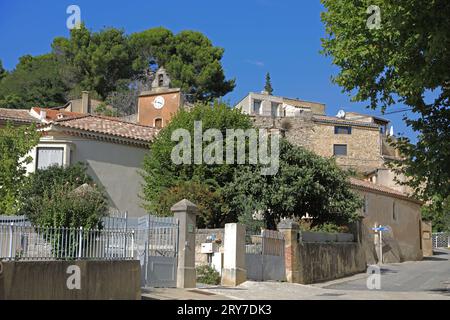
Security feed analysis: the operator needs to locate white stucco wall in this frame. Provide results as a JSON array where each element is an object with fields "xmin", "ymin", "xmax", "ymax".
[{"xmin": 27, "ymin": 134, "xmax": 149, "ymax": 218}]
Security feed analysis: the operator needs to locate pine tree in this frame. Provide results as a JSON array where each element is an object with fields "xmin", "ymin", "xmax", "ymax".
[{"xmin": 264, "ymin": 72, "xmax": 273, "ymax": 95}]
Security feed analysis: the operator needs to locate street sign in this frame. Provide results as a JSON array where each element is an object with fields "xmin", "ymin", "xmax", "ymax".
[{"xmin": 372, "ymin": 226, "xmax": 390, "ymax": 232}]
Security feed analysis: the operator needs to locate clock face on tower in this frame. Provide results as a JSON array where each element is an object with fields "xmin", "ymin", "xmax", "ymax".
[{"xmin": 153, "ymin": 96, "xmax": 165, "ymax": 109}]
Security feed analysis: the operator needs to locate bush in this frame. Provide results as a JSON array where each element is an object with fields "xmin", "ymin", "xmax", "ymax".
[
  {"xmin": 196, "ymin": 265, "xmax": 221, "ymax": 285},
  {"xmin": 310, "ymin": 223, "xmax": 349, "ymax": 234},
  {"xmin": 22, "ymin": 163, "xmax": 108, "ymax": 229}
]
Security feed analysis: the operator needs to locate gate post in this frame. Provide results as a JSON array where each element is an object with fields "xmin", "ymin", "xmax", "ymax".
[
  {"xmin": 171, "ymin": 199, "xmax": 198, "ymax": 289},
  {"xmin": 222, "ymin": 223, "xmax": 247, "ymax": 286},
  {"xmin": 277, "ymin": 219, "xmax": 301, "ymax": 283}
]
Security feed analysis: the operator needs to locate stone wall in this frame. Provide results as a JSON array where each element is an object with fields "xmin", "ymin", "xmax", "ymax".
[
  {"xmin": 297, "ymin": 242, "xmax": 367, "ymax": 284},
  {"xmin": 251, "ymin": 114, "xmax": 384, "ymax": 173},
  {"xmin": 309, "ymin": 122, "xmax": 384, "ymax": 172},
  {"xmin": 0, "ymin": 260, "xmax": 141, "ymax": 300}
]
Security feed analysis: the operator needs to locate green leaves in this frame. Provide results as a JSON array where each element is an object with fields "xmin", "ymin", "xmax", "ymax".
[
  {"xmin": 223, "ymin": 139, "xmax": 362, "ymax": 229},
  {"xmin": 321, "ymin": 0, "xmax": 450, "ymax": 202},
  {"xmin": 0, "ymin": 123, "xmax": 40, "ymax": 215}
]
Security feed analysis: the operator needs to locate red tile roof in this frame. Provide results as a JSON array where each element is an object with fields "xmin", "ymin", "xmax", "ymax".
[
  {"xmin": 349, "ymin": 177, "xmax": 422, "ymax": 204},
  {"xmin": 31, "ymin": 107, "xmax": 83, "ymax": 121},
  {"xmin": 0, "ymin": 108, "xmax": 38, "ymax": 124},
  {"xmin": 42, "ymin": 115, "xmax": 159, "ymax": 143}
]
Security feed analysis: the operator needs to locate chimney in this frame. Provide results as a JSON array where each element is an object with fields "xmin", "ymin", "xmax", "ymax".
[
  {"xmin": 81, "ymin": 91, "xmax": 90, "ymax": 114},
  {"xmin": 39, "ymin": 110, "xmax": 47, "ymax": 121}
]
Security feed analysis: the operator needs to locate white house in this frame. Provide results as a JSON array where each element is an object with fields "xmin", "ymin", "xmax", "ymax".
[{"xmin": 25, "ymin": 114, "xmax": 159, "ymax": 218}]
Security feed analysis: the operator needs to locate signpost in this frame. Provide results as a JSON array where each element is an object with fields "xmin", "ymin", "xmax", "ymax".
[{"xmin": 372, "ymin": 225, "xmax": 390, "ymax": 264}]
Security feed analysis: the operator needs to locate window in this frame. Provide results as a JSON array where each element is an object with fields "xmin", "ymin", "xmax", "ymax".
[
  {"xmin": 36, "ymin": 147, "xmax": 64, "ymax": 170},
  {"xmin": 334, "ymin": 126, "xmax": 352, "ymax": 134},
  {"xmin": 333, "ymin": 144, "xmax": 347, "ymax": 156},
  {"xmin": 271, "ymin": 102, "xmax": 279, "ymax": 118},
  {"xmin": 154, "ymin": 118, "xmax": 163, "ymax": 129},
  {"xmin": 253, "ymin": 100, "xmax": 261, "ymax": 115},
  {"xmin": 363, "ymin": 195, "xmax": 369, "ymax": 216}
]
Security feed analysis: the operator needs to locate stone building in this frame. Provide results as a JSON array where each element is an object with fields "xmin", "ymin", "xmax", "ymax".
[
  {"xmin": 235, "ymin": 91, "xmax": 396, "ymax": 174},
  {"xmin": 136, "ymin": 67, "xmax": 191, "ymax": 128}
]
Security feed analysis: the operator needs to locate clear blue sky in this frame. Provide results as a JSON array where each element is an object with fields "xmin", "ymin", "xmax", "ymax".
[{"xmin": 0, "ymin": 0, "xmax": 418, "ymax": 141}]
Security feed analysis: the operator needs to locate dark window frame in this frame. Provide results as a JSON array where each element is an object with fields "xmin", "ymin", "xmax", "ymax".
[
  {"xmin": 334, "ymin": 126, "xmax": 352, "ymax": 134},
  {"xmin": 333, "ymin": 144, "xmax": 347, "ymax": 156}
]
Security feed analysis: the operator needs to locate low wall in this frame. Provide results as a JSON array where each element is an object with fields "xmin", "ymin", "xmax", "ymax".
[
  {"xmin": 0, "ymin": 260, "xmax": 141, "ymax": 300},
  {"xmin": 297, "ymin": 242, "xmax": 366, "ymax": 284}
]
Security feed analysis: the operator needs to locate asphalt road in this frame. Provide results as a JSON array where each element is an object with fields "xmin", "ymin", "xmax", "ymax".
[{"xmin": 324, "ymin": 249, "xmax": 450, "ymax": 295}]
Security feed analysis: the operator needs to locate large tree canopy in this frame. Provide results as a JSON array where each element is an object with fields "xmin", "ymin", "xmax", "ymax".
[
  {"xmin": 0, "ymin": 25, "xmax": 234, "ymax": 110},
  {"xmin": 129, "ymin": 28, "xmax": 235, "ymax": 102},
  {"xmin": 0, "ymin": 54, "xmax": 68, "ymax": 109},
  {"xmin": 223, "ymin": 139, "xmax": 362, "ymax": 229},
  {"xmin": 321, "ymin": 0, "xmax": 450, "ymax": 201},
  {"xmin": 142, "ymin": 101, "xmax": 362, "ymax": 229}
]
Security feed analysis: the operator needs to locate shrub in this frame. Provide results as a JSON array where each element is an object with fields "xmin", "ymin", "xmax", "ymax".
[
  {"xmin": 196, "ymin": 265, "xmax": 221, "ymax": 285},
  {"xmin": 310, "ymin": 223, "xmax": 348, "ymax": 234},
  {"xmin": 22, "ymin": 163, "xmax": 108, "ymax": 229}
]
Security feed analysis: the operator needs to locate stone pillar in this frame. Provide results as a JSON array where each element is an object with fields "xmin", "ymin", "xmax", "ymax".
[
  {"xmin": 171, "ymin": 199, "xmax": 198, "ymax": 288},
  {"xmin": 277, "ymin": 219, "xmax": 301, "ymax": 283},
  {"xmin": 221, "ymin": 223, "xmax": 247, "ymax": 286}
]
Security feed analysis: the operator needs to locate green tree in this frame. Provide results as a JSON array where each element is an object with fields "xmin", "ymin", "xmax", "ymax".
[
  {"xmin": 421, "ymin": 195, "xmax": 450, "ymax": 233},
  {"xmin": 0, "ymin": 59, "xmax": 7, "ymax": 81},
  {"xmin": 0, "ymin": 123, "xmax": 40, "ymax": 215},
  {"xmin": 52, "ymin": 24, "xmax": 136, "ymax": 100},
  {"xmin": 0, "ymin": 54, "xmax": 67, "ymax": 109},
  {"xmin": 264, "ymin": 72, "xmax": 273, "ymax": 95},
  {"xmin": 321, "ymin": 0, "xmax": 450, "ymax": 201},
  {"xmin": 153, "ymin": 180, "xmax": 231, "ymax": 228},
  {"xmin": 142, "ymin": 101, "xmax": 253, "ymax": 215},
  {"xmin": 223, "ymin": 139, "xmax": 362, "ymax": 229},
  {"xmin": 130, "ymin": 28, "xmax": 235, "ymax": 102}
]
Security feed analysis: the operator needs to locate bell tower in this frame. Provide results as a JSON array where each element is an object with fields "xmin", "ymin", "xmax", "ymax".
[{"xmin": 137, "ymin": 67, "xmax": 184, "ymax": 128}]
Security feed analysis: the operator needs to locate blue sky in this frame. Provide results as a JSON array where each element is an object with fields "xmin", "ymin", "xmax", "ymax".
[{"xmin": 0, "ymin": 0, "xmax": 418, "ymax": 141}]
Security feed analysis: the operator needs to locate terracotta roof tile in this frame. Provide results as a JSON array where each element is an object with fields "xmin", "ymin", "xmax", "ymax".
[
  {"xmin": 349, "ymin": 177, "xmax": 422, "ymax": 204},
  {"xmin": 31, "ymin": 107, "xmax": 83, "ymax": 121},
  {"xmin": 0, "ymin": 108, "xmax": 38, "ymax": 123},
  {"xmin": 313, "ymin": 115, "xmax": 379, "ymax": 128},
  {"xmin": 45, "ymin": 115, "xmax": 159, "ymax": 142}
]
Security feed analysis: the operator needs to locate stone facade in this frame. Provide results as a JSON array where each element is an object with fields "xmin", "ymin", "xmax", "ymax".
[{"xmin": 251, "ymin": 114, "xmax": 385, "ymax": 173}]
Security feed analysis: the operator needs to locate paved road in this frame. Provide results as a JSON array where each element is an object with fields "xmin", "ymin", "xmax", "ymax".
[{"xmin": 323, "ymin": 249, "xmax": 450, "ymax": 296}]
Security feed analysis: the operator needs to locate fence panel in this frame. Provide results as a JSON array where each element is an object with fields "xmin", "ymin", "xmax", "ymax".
[
  {"xmin": 245, "ymin": 229, "xmax": 286, "ymax": 282},
  {"xmin": 432, "ymin": 233, "xmax": 450, "ymax": 248},
  {"xmin": 0, "ymin": 224, "xmax": 134, "ymax": 261}
]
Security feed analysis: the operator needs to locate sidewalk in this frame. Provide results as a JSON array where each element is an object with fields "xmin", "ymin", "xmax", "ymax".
[{"xmin": 141, "ymin": 280, "xmax": 450, "ymax": 300}]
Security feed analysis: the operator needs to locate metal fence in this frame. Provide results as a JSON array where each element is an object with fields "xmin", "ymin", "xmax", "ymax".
[
  {"xmin": 0, "ymin": 224, "xmax": 135, "ymax": 261},
  {"xmin": 432, "ymin": 232, "xmax": 450, "ymax": 248}
]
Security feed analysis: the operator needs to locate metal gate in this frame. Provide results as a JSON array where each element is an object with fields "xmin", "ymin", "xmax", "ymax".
[
  {"xmin": 136, "ymin": 215, "xmax": 179, "ymax": 288},
  {"xmin": 432, "ymin": 232, "xmax": 450, "ymax": 248},
  {"xmin": 245, "ymin": 229, "xmax": 286, "ymax": 282}
]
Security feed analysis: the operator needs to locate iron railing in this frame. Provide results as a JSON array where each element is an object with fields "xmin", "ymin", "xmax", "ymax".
[
  {"xmin": 432, "ymin": 232, "xmax": 450, "ymax": 248},
  {"xmin": 0, "ymin": 224, "xmax": 135, "ymax": 261}
]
